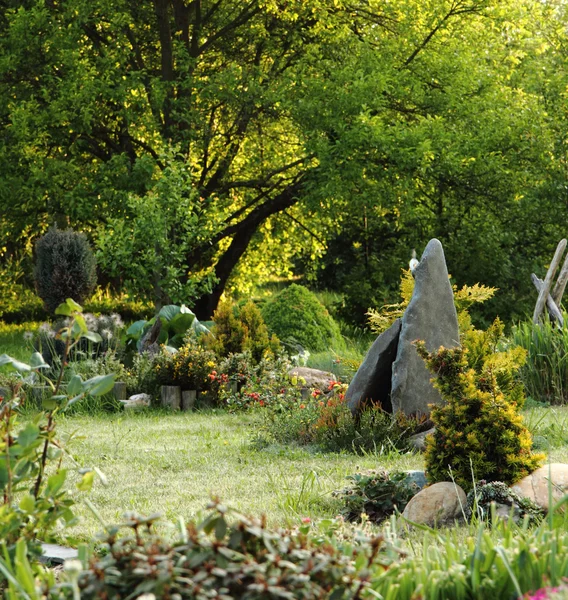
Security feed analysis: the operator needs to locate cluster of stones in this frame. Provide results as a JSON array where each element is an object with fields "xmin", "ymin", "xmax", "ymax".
[{"xmin": 401, "ymin": 465, "xmax": 568, "ymax": 527}]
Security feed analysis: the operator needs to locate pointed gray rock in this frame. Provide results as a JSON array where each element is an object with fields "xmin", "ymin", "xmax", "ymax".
[
  {"xmin": 391, "ymin": 239, "xmax": 459, "ymax": 417},
  {"xmin": 346, "ymin": 319, "xmax": 401, "ymax": 415}
]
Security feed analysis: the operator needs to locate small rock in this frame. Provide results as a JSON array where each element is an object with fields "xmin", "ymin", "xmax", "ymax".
[
  {"xmin": 510, "ymin": 463, "xmax": 568, "ymax": 511},
  {"xmin": 408, "ymin": 427, "xmax": 435, "ymax": 452},
  {"xmin": 402, "ymin": 482, "xmax": 467, "ymax": 527},
  {"xmin": 404, "ymin": 470, "xmax": 428, "ymax": 491},
  {"xmin": 346, "ymin": 319, "xmax": 401, "ymax": 415},
  {"xmin": 122, "ymin": 393, "xmax": 151, "ymax": 410},
  {"xmin": 288, "ymin": 367, "xmax": 336, "ymax": 390}
]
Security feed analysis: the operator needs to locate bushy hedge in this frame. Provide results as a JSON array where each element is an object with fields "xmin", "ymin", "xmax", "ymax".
[
  {"xmin": 34, "ymin": 228, "xmax": 97, "ymax": 314},
  {"xmin": 261, "ymin": 284, "xmax": 342, "ymax": 352}
]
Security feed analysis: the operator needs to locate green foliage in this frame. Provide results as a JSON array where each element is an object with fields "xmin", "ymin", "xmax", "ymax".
[
  {"xmin": 416, "ymin": 337, "xmax": 544, "ymax": 492},
  {"xmin": 512, "ymin": 319, "xmax": 568, "ymax": 405},
  {"xmin": 123, "ymin": 304, "xmax": 209, "ymax": 353},
  {"xmin": 367, "ymin": 270, "xmax": 496, "ymax": 336},
  {"xmin": 262, "ymin": 284, "xmax": 343, "ymax": 353},
  {"xmin": 34, "ymin": 229, "xmax": 97, "ymax": 315},
  {"xmin": 0, "ymin": 299, "xmax": 112, "ymax": 573},
  {"xmin": 466, "ymin": 481, "xmax": 544, "ymax": 525},
  {"xmin": 259, "ymin": 383, "xmax": 418, "ymax": 455},
  {"xmin": 205, "ymin": 299, "xmax": 280, "ymax": 363},
  {"xmin": 155, "ymin": 344, "xmax": 219, "ymax": 393},
  {"xmin": 334, "ymin": 470, "xmax": 419, "ymax": 524},
  {"xmin": 53, "ymin": 501, "xmax": 385, "ymax": 600}
]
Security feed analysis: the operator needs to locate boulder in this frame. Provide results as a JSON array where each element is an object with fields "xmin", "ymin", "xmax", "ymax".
[
  {"xmin": 404, "ymin": 470, "xmax": 428, "ymax": 491},
  {"xmin": 288, "ymin": 367, "xmax": 336, "ymax": 390},
  {"xmin": 408, "ymin": 427, "xmax": 435, "ymax": 452},
  {"xmin": 510, "ymin": 464, "xmax": 568, "ymax": 511},
  {"xmin": 391, "ymin": 239, "xmax": 459, "ymax": 417},
  {"xmin": 122, "ymin": 393, "xmax": 151, "ymax": 410},
  {"xmin": 346, "ymin": 319, "xmax": 401, "ymax": 415},
  {"xmin": 402, "ymin": 482, "xmax": 467, "ymax": 527}
]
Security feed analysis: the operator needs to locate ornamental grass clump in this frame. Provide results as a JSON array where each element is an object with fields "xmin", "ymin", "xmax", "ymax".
[{"xmin": 416, "ymin": 322, "xmax": 544, "ymax": 492}]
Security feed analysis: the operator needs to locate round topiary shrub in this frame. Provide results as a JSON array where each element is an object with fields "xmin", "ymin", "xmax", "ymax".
[
  {"xmin": 261, "ymin": 284, "xmax": 342, "ymax": 352},
  {"xmin": 34, "ymin": 228, "xmax": 97, "ymax": 314}
]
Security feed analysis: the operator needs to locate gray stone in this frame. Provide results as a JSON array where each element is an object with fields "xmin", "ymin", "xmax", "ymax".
[
  {"xmin": 122, "ymin": 393, "xmax": 151, "ymax": 410},
  {"xmin": 288, "ymin": 367, "xmax": 336, "ymax": 390},
  {"xmin": 510, "ymin": 463, "xmax": 568, "ymax": 511},
  {"xmin": 40, "ymin": 543, "xmax": 78, "ymax": 565},
  {"xmin": 402, "ymin": 481, "xmax": 466, "ymax": 527},
  {"xmin": 408, "ymin": 427, "xmax": 435, "ymax": 452},
  {"xmin": 346, "ymin": 320, "xmax": 401, "ymax": 415},
  {"xmin": 391, "ymin": 239, "xmax": 459, "ymax": 417},
  {"xmin": 404, "ymin": 470, "xmax": 428, "ymax": 490}
]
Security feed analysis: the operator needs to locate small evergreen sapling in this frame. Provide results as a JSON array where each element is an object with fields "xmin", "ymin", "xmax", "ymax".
[
  {"xmin": 34, "ymin": 228, "xmax": 97, "ymax": 314},
  {"xmin": 416, "ymin": 324, "xmax": 544, "ymax": 492}
]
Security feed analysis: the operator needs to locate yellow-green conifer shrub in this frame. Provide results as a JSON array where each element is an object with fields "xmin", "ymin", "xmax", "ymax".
[
  {"xmin": 416, "ymin": 336, "xmax": 544, "ymax": 492},
  {"xmin": 204, "ymin": 299, "xmax": 279, "ymax": 363}
]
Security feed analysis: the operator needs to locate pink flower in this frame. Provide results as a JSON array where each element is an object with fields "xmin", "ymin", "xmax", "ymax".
[{"xmin": 301, "ymin": 517, "xmax": 311, "ymax": 523}]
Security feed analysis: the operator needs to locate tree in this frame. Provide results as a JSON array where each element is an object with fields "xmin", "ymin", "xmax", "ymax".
[{"xmin": 0, "ymin": 0, "xmax": 565, "ymax": 320}]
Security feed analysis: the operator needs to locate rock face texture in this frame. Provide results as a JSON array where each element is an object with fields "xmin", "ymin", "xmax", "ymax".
[
  {"xmin": 346, "ymin": 319, "xmax": 401, "ymax": 415},
  {"xmin": 510, "ymin": 464, "xmax": 568, "ymax": 511},
  {"xmin": 402, "ymin": 482, "xmax": 467, "ymax": 527},
  {"xmin": 391, "ymin": 239, "xmax": 459, "ymax": 417},
  {"xmin": 287, "ymin": 367, "xmax": 336, "ymax": 390}
]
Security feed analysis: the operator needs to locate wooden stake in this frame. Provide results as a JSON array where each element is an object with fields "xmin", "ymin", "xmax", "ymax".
[
  {"xmin": 531, "ymin": 274, "xmax": 564, "ymax": 327},
  {"xmin": 552, "ymin": 252, "xmax": 568, "ymax": 309},
  {"xmin": 533, "ymin": 239, "xmax": 567, "ymax": 324}
]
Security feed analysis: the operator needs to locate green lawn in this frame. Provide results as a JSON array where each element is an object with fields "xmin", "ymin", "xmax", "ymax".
[
  {"xmin": 58, "ymin": 410, "xmax": 421, "ymax": 543},
  {"xmin": 51, "ymin": 403, "xmax": 568, "ymax": 546}
]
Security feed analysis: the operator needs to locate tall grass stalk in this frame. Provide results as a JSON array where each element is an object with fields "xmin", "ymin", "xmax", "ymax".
[{"xmin": 512, "ymin": 319, "xmax": 568, "ymax": 405}]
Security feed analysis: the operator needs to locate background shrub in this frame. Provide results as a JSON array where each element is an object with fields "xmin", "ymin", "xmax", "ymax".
[
  {"xmin": 34, "ymin": 228, "xmax": 97, "ymax": 314},
  {"xmin": 261, "ymin": 284, "xmax": 343, "ymax": 353},
  {"xmin": 205, "ymin": 299, "xmax": 279, "ymax": 362}
]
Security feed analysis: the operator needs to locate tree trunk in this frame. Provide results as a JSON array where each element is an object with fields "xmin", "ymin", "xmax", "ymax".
[{"xmin": 192, "ymin": 179, "xmax": 304, "ymax": 318}]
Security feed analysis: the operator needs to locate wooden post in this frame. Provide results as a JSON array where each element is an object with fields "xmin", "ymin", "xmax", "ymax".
[
  {"xmin": 552, "ymin": 252, "xmax": 568, "ymax": 309},
  {"xmin": 533, "ymin": 239, "xmax": 567, "ymax": 324},
  {"xmin": 181, "ymin": 390, "xmax": 196, "ymax": 411},
  {"xmin": 531, "ymin": 274, "xmax": 564, "ymax": 327},
  {"xmin": 161, "ymin": 385, "xmax": 181, "ymax": 410},
  {"xmin": 113, "ymin": 382, "xmax": 127, "ymax": 401}
]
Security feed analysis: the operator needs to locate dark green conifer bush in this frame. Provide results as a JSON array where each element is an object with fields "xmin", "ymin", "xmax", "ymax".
[
  {"xmin": 34, "ymin": 228, "xmax": 97, "ymax": 314},
  {"xmin": 416, "ymin": 329, "xmax": 544, "ymax": 492},
  {"xmin": 261, "ymin": 284, "xmax": 342, "ymax": 352}
]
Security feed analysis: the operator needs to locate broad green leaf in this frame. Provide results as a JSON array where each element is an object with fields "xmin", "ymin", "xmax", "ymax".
[
  {"xmin": 83, "ymin": 374, "xmax": 116, "ymax": 396},
  {"xmin": 74, "ymin": 314, "xmax": 88, "ymax": 334},
  {"xmin": 67, "ymin": 375, "xmax": 83, "ymax": 396},
  {"xmin": 191, "ymin": 320, "xmax": 210, "ymax": 336},
  {"xmin": 55, "ymin": 298, "xmax": 83, "ymax": 316},
  {"xmin": 46, "ymin": 470, "xmax": 67, "ymax": 496},
  {"xmin": 77, "ymin": 471, "xmax": 95, "ymax": 492},
  {"xmin": 19, "ymin": 495, "xmax": 35, "ymax": 513},
  {"xmin": 29, "ymin": 352, "xmax": 49, "ymax": 370},
  {"xmin": 83, "ymin": 331, "xmax": 102, "ymax": 343},
  {"xmin": 126, "ymin": 320, "xmax": 147, "ymax": 337},
  {"xmin": 17, "ymin": 423, "xmax": 40, "ymax": 448},
  {"xmin": 42, "ymin": 397, "xmax": 57, "ymax": 410},
  {"xmin": 0, "ymin": 354, "xmax": 31, "ymax": 372},
  {"xmin": 169, "ymin": 311, "xmax": 195, "ymax": 334},
  {"xmin": 158, "ymin": 304, "xmax": 181, "ymax": 322}
]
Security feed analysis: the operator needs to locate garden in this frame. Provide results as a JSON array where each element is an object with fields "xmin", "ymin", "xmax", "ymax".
[{"xmin": 7, "ymin": 0, "xmax": 568, "ymax": 598}]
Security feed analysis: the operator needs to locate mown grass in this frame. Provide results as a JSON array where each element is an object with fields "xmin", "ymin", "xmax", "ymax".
[
  {"xmin": 57, "ymin": 410, "xmax": 421, "ymax": 543},
  {"xmin": 53, "ymin": 403, "xmax": 568, "ymax": 546},
  {"xmin": 0, "ymin": 322, "xmax": 39, "ymax": 361}
]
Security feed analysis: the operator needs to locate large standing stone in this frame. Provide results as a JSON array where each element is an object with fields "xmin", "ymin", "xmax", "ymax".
[
  {"xmin": 391, "ymin": 239, "xmax": 459, "ymax": 417},
  {"xmin": 510, "ymin": 464, "xmax": 568, "ymax": 511},
  {"xmin": 402, "ymin": 482, "xmax": 466, "ymax": 527},
  {"xmin": 346, "ymin": 319, "xmax": 401, "ymax": 415}
]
